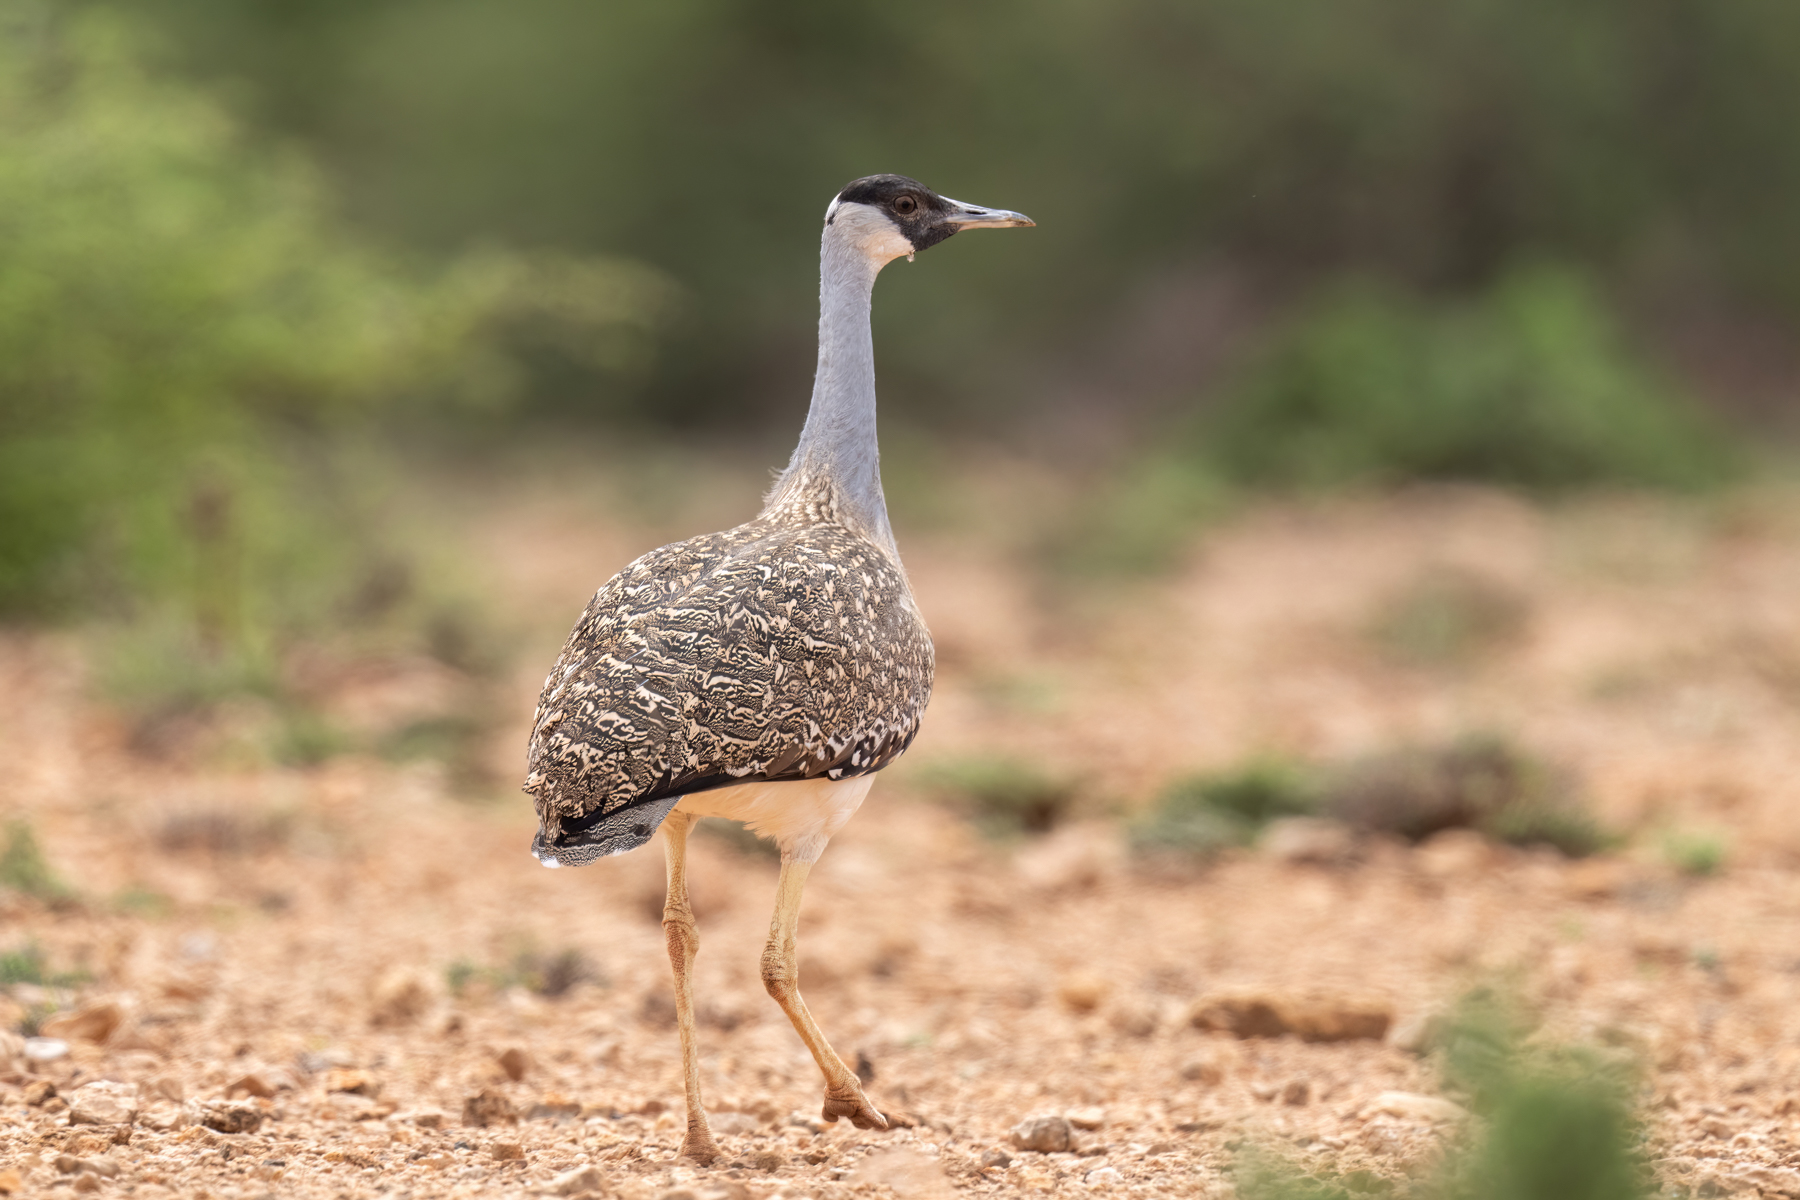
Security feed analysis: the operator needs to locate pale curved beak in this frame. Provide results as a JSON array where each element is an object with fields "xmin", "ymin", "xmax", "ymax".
[{"xmin": 943, "ymin": 197, "xmax": 1036, "ymax": 230}]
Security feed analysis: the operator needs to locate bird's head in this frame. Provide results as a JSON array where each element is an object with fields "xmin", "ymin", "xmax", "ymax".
[{"xmin": 825, "ymin": 174, "xmax": 1033, "ymax": 265}]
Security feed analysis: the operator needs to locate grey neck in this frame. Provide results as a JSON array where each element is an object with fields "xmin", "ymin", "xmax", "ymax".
[{"xmin": 765, "ymin": 226, "xmax": 896, "ymax": 555}]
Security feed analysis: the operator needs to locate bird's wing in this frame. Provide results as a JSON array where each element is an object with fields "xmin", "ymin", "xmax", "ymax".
[{"xmin": 523, "ymin": 517, "xmax": 933, "ymax": 840}]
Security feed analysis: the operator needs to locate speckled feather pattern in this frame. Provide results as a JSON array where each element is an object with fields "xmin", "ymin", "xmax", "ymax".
[{"xmin": 523, "ymin": 479, "xmax": 933, "ymax": 840}]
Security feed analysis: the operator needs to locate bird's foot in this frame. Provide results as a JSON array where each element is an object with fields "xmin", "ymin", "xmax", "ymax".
[
  {"xmin": 679, "ymin": 1125, "xmax": 723, "ymax": 1166},
  {"xmin": 822, "ymin": 1082, "xmax": 888, "ymax": 1130}
]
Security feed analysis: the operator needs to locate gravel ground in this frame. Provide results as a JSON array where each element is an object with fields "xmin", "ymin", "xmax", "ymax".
[{"xmin": 3, "ymin": 481, "xmax": 1800, "ymax": 1198}]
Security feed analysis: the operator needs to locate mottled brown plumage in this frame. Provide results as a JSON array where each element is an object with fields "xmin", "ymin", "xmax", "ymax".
[{"xmin": 524, "ymin": 477, "xmax": 932, "ymax": 863}]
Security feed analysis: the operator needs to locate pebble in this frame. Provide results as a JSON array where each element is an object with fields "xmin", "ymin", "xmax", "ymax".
[
  {"xmin": 498, "ymin": 1046, "xmax": 532, "ymax": 1081},
  {"xmin": 370, "ymin": 965, "xmax": 435, "ymax": 1026},
  {"xmin": 40, "ymin": 999, "xmax": 125, "ymax": 1046},
  {"xmin": 1066, "ymin": 1107, "xmax": 1107, "ymax": 1130},
  {"xmin": 324, "ymin": 1066, "xmax": 381, "ymax": 1096},
  {"xmin": 464, "ymin": 1088, "xmax": 519, "ymax": 1127},
  {"xmin": 66, "ymin": 1080, "xmax": 140, "ymax": 1127},
  {"xmin": 1010, "ymin": 1113, "xmax": 1074, "ymax": 1153},
  {"xmin": 22, "ymin": 1079, "xmax": 57, "ymax": 1106},
  {"xmin": 980, "ymin": 1148, "xmax": 1013, "ymax": 1169},
  {"xmin": 490, "ymin": 1140, "xmax": 526, "ymax": 1161},
  {"xmin": 23, "ymin": 1037, "xmax": 69, "ymax": 1062},
  {"xmin": 1085, "ymin": 1166, "xmax": 1124, "ymax": 1186},
  {"xmin": 199, "ymin": 1100, "xmax": 264, "ymax": 1133},
  {"xmin": 1187, "ymin": 992, "xmax": 1392, "ymax": 1042},
  {"xmin": 227, "ymin": 1073, "xmax": 278, "ymax": 1099},
  {"xmin": 1056, "ymin": 973, "xmax": 1111, "ymax": 1015},
  {"xmin": 1367, "ymin": 1091, "xmax": 1468, "ymax": 1123},
  {"xmin": 549, "ymin": 1164, "xmax": 605, "ymax": 1195}
]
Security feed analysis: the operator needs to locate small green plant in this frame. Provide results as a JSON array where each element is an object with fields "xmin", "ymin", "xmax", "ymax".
[
  {"xmin": 1323, "ymin": 735, "xmax": 1607, "ymax": 856},
  {"xmin": 1659, "ymin": 829, "xmax": 1727, "ymax": 878},
  {"xmin": 0, "ymin": 820, "xmax": 72, "ymax": 902},
  {"xmin": 446, "ymin": 945, "xmax": 601, "ymax": 1000},
  {"xmin": 0, "ymin": 943, "xmax": 88, "ymax": 992},
  {"xmin": 1369, "ymin": 568, "xmax": 1529, "ymax": 668},
  {"xmin": 922, "ymin": 758, "xmax": 1078, "ymax": 837},
  {"xmin": 1130, "ymin": 761, "xmax": 1317, "ymax": 858},
  {"xmin": 1237, "ymin": 989, "xmax": 1650, "ymax": 1200}
]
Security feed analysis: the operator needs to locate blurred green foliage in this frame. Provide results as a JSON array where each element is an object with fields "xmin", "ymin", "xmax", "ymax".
[
  {"xmin": 0, "ymin": 819, "xmax": 71, "ymax": 902},
  {"xmin": 1367, "ymin": 568, "xmax": 1529, "ymax": 669},
  {"xmin": 1326, "ymin": 734, "xmax": 1609, "ymax": 857},
  {"xmin": 920, "ymin": 757, "xmax": 1078, "ymax": 838},
  {"xmin": 1130, "ymin": 760, "xmax": 1317, "ymax": 858},
  {"xmin": 120, "ymin": 0, "xmax": 1800, "ymax": 434},
  {"xmin": 0, "ymin": 8, "xmax": 663, "ymax": 636},
  {"xmin": 1239, "ymin": 989, "xmax": 1649, "ymax": 1200},
  {"xmin": 1207, "ymin": 269, "xmax": 1740, "ymax": 491}
]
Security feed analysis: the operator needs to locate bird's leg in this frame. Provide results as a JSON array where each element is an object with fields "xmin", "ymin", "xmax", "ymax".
[
  {"xmin": 761, "ymin": 855, "xmax": 887, "ymax": 1130},
  {"xmin": 661, "ymin": 811, "xmax": 722, "ymax": 1165}
]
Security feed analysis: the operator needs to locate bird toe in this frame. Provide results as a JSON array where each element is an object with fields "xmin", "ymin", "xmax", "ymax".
[{"xmin": 822, "ymin": 1088, "xmax": 888, "ymax": 1130}]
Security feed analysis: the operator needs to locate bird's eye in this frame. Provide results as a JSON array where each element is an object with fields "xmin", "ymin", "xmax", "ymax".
[{"xmin": 893, "ymin": 195, "xmax": 918, "ymax": 216}]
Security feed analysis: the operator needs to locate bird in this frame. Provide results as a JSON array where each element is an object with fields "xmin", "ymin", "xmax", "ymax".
[{"xmin": 522, "ymin": 174, "xmax": 1034, "ymax": 1164}]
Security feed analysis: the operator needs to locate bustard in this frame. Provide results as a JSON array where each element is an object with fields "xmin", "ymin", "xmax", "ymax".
[{"xmin": 524, "ymin": 175, "xmax": 1033, "ymax": 1163}]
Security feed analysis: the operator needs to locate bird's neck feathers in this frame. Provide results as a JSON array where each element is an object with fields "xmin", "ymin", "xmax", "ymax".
[{"xmin": 766, "ymin": 217, "xmax": 898, "ymax": 556}]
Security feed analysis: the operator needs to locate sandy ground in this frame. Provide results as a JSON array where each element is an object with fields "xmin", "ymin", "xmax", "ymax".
[{"xmin": 3, "ymin": 473, "xmax": 1800, "ymax": 1199}]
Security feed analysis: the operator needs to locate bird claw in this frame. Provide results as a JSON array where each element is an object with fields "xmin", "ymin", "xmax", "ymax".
[{"xmin": 822, "ymin": 1085, "xmax": 888, "ymax": 1130}]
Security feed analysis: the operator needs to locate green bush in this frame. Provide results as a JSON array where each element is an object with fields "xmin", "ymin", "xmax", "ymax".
[
  {"xmin": 920, "ymin": 757, "xmax": 1078, "ymax": 837},
  {"xmin": 1130, "ymin": 761, "xmax": 1317, "ymax": 858},
  {"xmin": 0, "ymin": 10, "xmax": 664, "ymax": 627},
  {"xmin": 1208, "ymin": 268, "xmax": 1739, "ymax": 492},
  {"xmin": 1324, "ymin": 734, "xmax": 1609, "ymax": 857}
]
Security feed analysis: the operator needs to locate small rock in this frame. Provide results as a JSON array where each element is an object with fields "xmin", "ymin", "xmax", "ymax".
[
  {"xmin": 324, "ymin": 1148, "xmax": 377, "ymax": 1167},
  {"xmin": 70, "ymin": 1173, "xmax": 102, "ymax": 1194},
  {"xmin": 1281, "ymin": 1079, "xmax": 1311, "ymax": 1106},
  {"xmin": 1106, "ymin": 999, "xmax": 1159, "ymax": 1038},
  {"xmin": 22, "ymin": 1079, "xmax": 57, "ymax": 1106},
  {"xmin": 1262, "ymin": 817, "xmax": 1356, "ymax": 864},
  {"xmin": 710, "ymin": 1110, "xmax": 761, "ymax": 1135},
  {"xmin": 491, "ymin": 1140, "xmax": 526, "ymax": 1161},
  {"xmin": 148, "ymin": 1075, "xmax": 185, "ymax": 1103},
  {"xmin": 1086, "ymin": 1166, "xmax": 1124, "ymax": 1187},
  {"xmin": 395, "ymin": 1107, "xmax": 448, "ymax": 1129},
  {"xmin": 1010, "ymin": 1113, "xmax": 1074, "ymax": 1153},
  {"xmin": 370, "ymin": 966, "xmax": 435, "ymax": 1026},
  {"xmin": 24, "ymin": 1037, "xmax": 69, "ymax": 1062},
  {"xmin": 980, "ymin": 1148, "xmax": 1013, "ymax": 1169},
  {"xmin": 199, "ymin": 1100, "xmax": 264, "ymax": 1134},
  {"xmin": 1056, "ymin": 973, "xmax": 1111, "ymax": 1015},
  {"xmin": 1386, "ymin": 1010, "xmax": 1445, "ymax": 1055},
  {"xmin": 325, "ymin": 1067, "xmax": 381, "ymax": 1097},
  {"xmin": 1179, "ymin": 1045, "xmax": 1232, "ymax": 1085},
  {"xmin": 549, "ymin": 1164, "xmax": 605, "ymax": 1195},
  {"xmin": 227, "ymin": 1073, "xmax": 278, "ymax": 1099},
  {"xmin": 55, "ymin": 1156, "xmax": 120, "ymax": 1179},
  {"xmin": 464, "ymin": 1088, "xmax": 518, "ymax": 1127},
  {"xmin": 0, "ymin": 1168, "xmax": 19, "ymax": 1194},
  {"xmin": 749, "ymin": 1149, "xmax": 787, "ymax": 1172},
  {"xmin": 1066, "ymin": 1106, "xmax": 1107, "ymax": 1131},
  {"xmin": 1187, "ymin": 992, "xmax": 1391, "ymax": 1042},
  {"xmin": 1368, "ymin": 1091, "xmax": 1468, "ymax": 1123},
  {"xmin": 66, "ymin": 1081, "xmax": 139, "ymax": 1126},
  {"xmin": 40, "ymin": 1000, "xmax": 125, "ymax": 1046},
  {"xmin": 497, "ymin": 1046, "xmax": 532, "ymax": 1082},
  {"xmin": 139, "ymin": 1102, "xmax": 187, "ymax": 1132}
]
